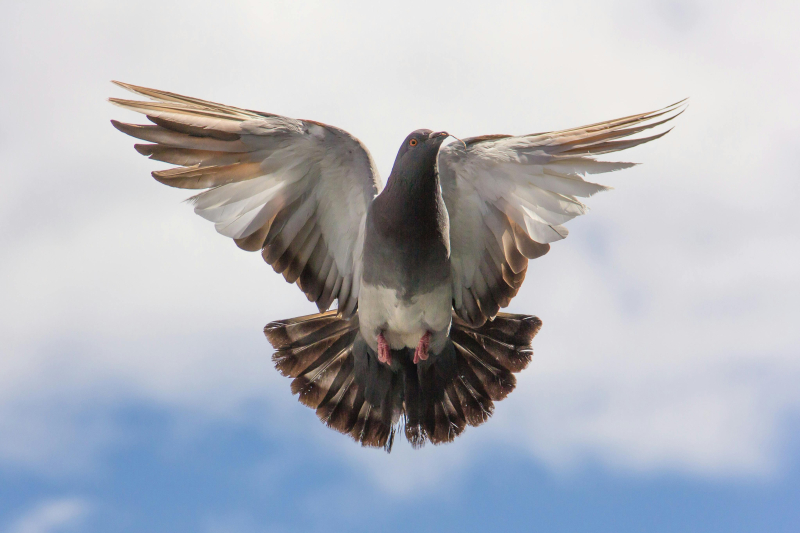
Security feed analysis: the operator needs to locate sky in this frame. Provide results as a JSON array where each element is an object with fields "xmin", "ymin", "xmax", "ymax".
[{"xmin": 1, "ymin": 0, "xmax": 799, "ymax": 531}]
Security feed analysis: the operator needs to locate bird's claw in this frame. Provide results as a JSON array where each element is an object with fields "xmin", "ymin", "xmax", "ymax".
[
  {"xmin": 377, "ymin": 332, "xmax": 392, "ymax": 365},
  {"xmin": 414, "ymin": 331, "xmax": 431, "ymax": 364}
]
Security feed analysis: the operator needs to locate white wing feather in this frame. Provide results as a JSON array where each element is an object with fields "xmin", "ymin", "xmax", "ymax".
[
  {"xmin": 440, "ymin": 100, "xmax": 686, "ymax": 325},
  {"xmin": 110, "ymin": 82, "xmax": 380, "ymax": 315}
]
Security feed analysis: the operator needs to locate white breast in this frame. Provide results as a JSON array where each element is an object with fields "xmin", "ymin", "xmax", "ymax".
[{"xmin": 358, "ymin": 282, "xmax": 452, "ymax": 350}]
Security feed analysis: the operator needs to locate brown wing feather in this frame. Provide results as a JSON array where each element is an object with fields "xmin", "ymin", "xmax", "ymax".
[
  {"xmin": 442, "ymin": 100, "xmax": 685, "ymax": 326},
  {"xmin": 111, "ymin": 82, "xmax": 380, "ymax": 314}
]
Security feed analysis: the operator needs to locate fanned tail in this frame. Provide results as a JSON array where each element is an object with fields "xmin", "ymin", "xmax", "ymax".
[
  {"xmin": 403, "ymin": 312, "xmax": 542, "ymax": 446},
  {"xmin": 264, "ymin": 311, "xmax": 399, "ymax": 451},
  {"xmin": 264, "ymin": 311, "xmax": 542, "ymax": 451}
]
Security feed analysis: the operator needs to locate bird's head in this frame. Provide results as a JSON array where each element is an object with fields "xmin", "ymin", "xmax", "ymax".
[{"xmin": 390, "ymin": 129, "xmax": 450, "ymax": 178}]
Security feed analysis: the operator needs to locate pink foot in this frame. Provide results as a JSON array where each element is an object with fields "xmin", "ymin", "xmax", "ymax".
[
  {"xmin": 377, "ymin": 332, "xmax": 392, "ymax": 365},
  {"xmin": 414, "ymin": 331, "xmax": 431, "ymax": 364}
]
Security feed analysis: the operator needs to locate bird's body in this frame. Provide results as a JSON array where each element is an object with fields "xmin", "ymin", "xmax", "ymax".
[
  {"xmin": 360, "ymin": 130, "xmax": 453, "ymax": 359},
  {"xmin": 110, "ymin": 82, "xmax": 684, "ymax": 451}
]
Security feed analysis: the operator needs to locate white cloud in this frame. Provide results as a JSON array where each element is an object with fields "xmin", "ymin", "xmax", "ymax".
[
  {"xmin": 1, "ymin": 0, "xmax": 799, "ymax": 490},
  {"xmin": 6, "ymin": 498, "xmax": 90, "ymax": 533}
]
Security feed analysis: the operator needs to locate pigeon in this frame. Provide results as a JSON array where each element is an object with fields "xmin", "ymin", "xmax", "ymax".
[{"xmin": 110, "ymin": 81, "xmax": 684, "ymax": 451}]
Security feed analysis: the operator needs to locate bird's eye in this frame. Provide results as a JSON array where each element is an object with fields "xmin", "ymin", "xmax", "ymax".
[{"xmin": 409, "ymin": 139, "xmax": 418, "ymax": 147}]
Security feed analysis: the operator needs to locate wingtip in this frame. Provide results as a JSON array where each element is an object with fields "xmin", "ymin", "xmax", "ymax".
[
  {"xmin": 671, "ymin": 106, "xmax": 688, "ymax": 120},
  {"xmin": 109, "ymin": 119, "xmax": 145, "ymax": 138},
  {"xmin": 111, "ymin": 79, "xmax": 142, "ymax": 93},
  {"xmin": 110, "ymin": 80, "xmax": 161, "ymax": 101},
  {"xmin": 108, "ymin": 97, "xmax": 134, "ymax": 111},
  {"xmin": 658, "ymin": 98, "xmax": 689, "ymax": 121},
  {"xmin": 133, "ymin": 143, "xmax": 153, "ymax": 156},
  {"xmin": 662, "ymin": 97, "xmax": 689, "ymax": 112},
  {"xmin": 110, "ymin": 80, "xmax": 141, "ymax": 96},
  {"xmin": 669, "ymin": 96, "xmax": 689, "ymax": 107}
]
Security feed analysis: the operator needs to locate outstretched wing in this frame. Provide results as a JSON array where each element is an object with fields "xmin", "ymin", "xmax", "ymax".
[
  {"xmin": 110, "ymin": 82, "xmax": 381, "ymax": 316},
  {"xmin": 439, "ymin": 100, "xmax": 686, "ymax": 326}
]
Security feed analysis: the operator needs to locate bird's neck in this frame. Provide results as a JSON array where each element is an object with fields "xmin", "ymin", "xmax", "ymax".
[{"xmin": 378, "ymin": 166, "xmax": 443, "ymax": 230}]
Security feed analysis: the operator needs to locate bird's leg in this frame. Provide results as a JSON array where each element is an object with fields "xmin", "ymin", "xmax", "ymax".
[
  {"xmin": 414, "ymin": 331, "xmax": 431, "ymax": 364},
  {"xmin": 377, "ymin": 332, "xmax": 392, "ymax": 365}
]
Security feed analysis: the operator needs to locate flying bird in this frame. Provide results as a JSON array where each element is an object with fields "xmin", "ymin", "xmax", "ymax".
[{"xmin": 110, "ymin": 81, "xmax": 684, "ymax": 451}]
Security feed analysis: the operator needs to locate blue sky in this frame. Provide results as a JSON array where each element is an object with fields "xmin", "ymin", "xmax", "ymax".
[
  {"xmin": 2, "ymin": 404, "xmax": 800, "ymax": 532},
  {"xmin": 2, "ymin": 1, "xmax": 799, "ymax": 532}
]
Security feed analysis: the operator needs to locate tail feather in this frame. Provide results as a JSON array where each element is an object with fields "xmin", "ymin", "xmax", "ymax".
[
  {"xmin": 266, "ymin": 312, "xmax": 354, "ymax": 349},
  {"xmin": 319, "ymin": 375, "xmax": 359, "ymax": 433},
  {"xmin": 316, "ymin": 355, "xmax": 355, "ymax": 411},
  {"xmin": 459, "ymin": 313, "xmax": 541, "ymax": 346},
  {"xmin": 443, "ymin": 381, "xmax": 468, "ymax": 431},
  {"xmin": 264, "ymin": 310, "xmax": 542, "ymax": 451},
  {"xmin": 291, "ymin": 333, "xmax": 357, "ymax": 409},
  {"xmin": 473, "ymin": 334, "xmax": 532, "ymax": 373},
  {"xmin": 451, "ymin": 329, "xmax": 515, "ymax": 401},
  {"xmin": 454, "ymin": 357, "xmax": 495, "ymax": 426},
  {"xmin": 272, "ymin": 336, "xmax": 340, "ymax": 378}
]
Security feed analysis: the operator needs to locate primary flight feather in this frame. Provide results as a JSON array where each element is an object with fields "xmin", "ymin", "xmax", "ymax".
[{"xmin": 110, "ymin": 81, "xmax": 684, "ymax": 451}]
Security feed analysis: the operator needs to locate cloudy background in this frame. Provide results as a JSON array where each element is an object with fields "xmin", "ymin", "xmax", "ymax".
[{"xmin": 2, "ymin": 0, "xmax": 799, "ymax": 531}]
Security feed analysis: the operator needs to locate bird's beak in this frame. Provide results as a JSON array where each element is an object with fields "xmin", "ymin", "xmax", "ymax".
[{"xmin": 429, "ymin": 131, "xmax": 466, "ymax": 148}]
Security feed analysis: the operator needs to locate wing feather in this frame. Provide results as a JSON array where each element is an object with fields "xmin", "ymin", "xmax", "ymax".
[
  {"xmin": 111, "ymin": 82, "xmax": 380, "ymax": 313},
  {"xmin": 441, "ymin": 100, "xmax": 685, "ymax": 326}
]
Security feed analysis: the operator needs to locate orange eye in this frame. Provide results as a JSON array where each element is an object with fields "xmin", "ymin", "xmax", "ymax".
[{"xmin": 409, "ymin": 138, "xmax": 418, "ymax": 147}]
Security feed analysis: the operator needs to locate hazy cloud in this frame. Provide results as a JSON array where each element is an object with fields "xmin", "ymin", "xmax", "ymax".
[
  {"xmin": 1, "ymin": 0, "xmax": 798, "ymax": 491},
  {"xmin": 6, "ymin": 498, "xmax": 90, "ymax": 533}
]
